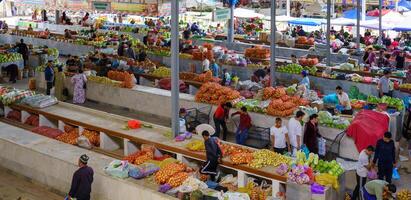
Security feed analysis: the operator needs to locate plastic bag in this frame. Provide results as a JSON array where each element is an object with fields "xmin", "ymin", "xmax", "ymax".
[
  {"xmin": 104, "ymin": 160, "xmax": 130, "ymax": 179},
  {"xmin": 223, "ymin": 192, "xmax": 251, "ymax": 200},
  {"xmin": 315, "ymin": 173, "xmax": 339, "ymax": 190},
  {"xmin": 311, "ymin": 183, "xmax": 325, "ymax": 194},
  {"xmin": 318, "ymin": 137, "xmax": 326, "ymax": 156},
  {"xmin": 177, "ymin": 177, "xmax": 208, "ymax": 193},
  {"xmin": 367, "ymin": 169, "xmax": 378, "ymax": 180},
  {"xmin": 392, "ymin": 168, "xmax": 400, "ymax": 180},
  {"xmin": 77, "ymin": 135, "xmax": 92, "ymax": 149},
  {"xmin": 323, "ymin": 93, "xmax": 339, "ymax": 104}
]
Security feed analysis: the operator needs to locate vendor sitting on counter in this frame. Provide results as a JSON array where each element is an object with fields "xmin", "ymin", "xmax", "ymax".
[
  {"xmin": 336, "ymin": 86, "xmax": 353, "ymax": 115},
  {"xmin": 291, "ymin": 54, "xmax": 298, "ymax": 64},
  {"xmin": 299, "ymin": 70, "xmax": 310, "ymax": 90}
]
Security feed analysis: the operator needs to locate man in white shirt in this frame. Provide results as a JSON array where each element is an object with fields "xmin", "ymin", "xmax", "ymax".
[
  {"xmin": 288, "ymin": 111, "xmax": 305, "ymax": 156},
  {"xmin": 202, "ymin": 58, "xmax": 210, "ymax": 72},
  {"xmin": 352, "ymin": 145, "xmax": 375, "ymax": 200},
  {"xmin": 270, "ymin": 118, "xmax": 291, "ymax": 154},
  {"xmin": 336, "ymin": 86, "xmax": 353, "ymax": 115}
]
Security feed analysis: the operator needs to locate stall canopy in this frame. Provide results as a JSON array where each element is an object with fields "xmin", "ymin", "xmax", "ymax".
[
  {"xmin": 234, "ymin": 8, "xmax": 265, "ymax": 18},
  {"xmin": 361, "ymin": 11, "xmax": 408, "ymax": 30},
  {"xmin": 342, "ymin": 8, "xmax": 376, "ymax": 20},
  {"xmin": 388, "ymin": 0, "xmax": 411, "ymax": 10},
  {"xmin": 288, "ymin": 18, "xmax": 324, "ymax": 26}
]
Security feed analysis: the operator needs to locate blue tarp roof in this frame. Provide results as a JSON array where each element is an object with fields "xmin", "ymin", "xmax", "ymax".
[
  {"xmin": 343, "ymin": 8, "xmax": 376, "ymax": 20},
  {"xmin": 288, "ymin": 18, "xmax": 324, "ymax": 26},
  {"xmin": 388, "ymin": 0, "xmax": 411, "ymax": 10}
]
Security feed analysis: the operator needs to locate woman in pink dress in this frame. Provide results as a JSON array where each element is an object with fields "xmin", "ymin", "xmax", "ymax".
[{"xmin": 71, "ymin": 70, "xmax": 87, "ymax": 104}]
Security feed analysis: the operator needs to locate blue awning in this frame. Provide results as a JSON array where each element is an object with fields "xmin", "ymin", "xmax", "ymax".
[
  {"xmin": 342, "ymin": 8, "xmax": 376, "ymax": 20},
  {"xmin": 388, "ymin": 0, "xmax": 411, "ymax": 10},
  {"xmin": 288, "ymin": 18, "xmax": 324, "ymax": 26}
]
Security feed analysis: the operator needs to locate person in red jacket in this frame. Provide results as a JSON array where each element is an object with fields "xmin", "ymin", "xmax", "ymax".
[
  {"xmin": 231, "ymin": 106, "xmax": 252, "ymax": 145},
  {"xmin": 213, "ymin": 102, "xmax": 232, "ymax": 140}
]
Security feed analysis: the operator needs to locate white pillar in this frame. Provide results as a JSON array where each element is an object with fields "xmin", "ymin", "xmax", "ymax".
[
  {"xmin": 227, "ymin": 4, "xmax": 235, "ymax": 43},
  {"xmin": 286, "ymin": 0, "xmax": 291, "ymax": 17},
  {"xmin": 378, "ymin": 0, "xmax": 383, "ymax": 45},
  {"xmin": 270, "ymin": 0, "xmax": 277, "ymax": 86},
  {"xmin": 171, "ymin": 0, "xmax": 180, "ymax": 137},
  {"xmin": 237, "ymin": 171, "xmax": 248, "ymax": 188},
  {"xmin": 362, "ymin": 0, "xmax": 366, "ymax": 21},
  {"xmin": 326, "ymin": 0, "xmax": 331, "ymax": 66},
  {"xmin": 39, "ymin": 114, "xmax": 57, "ymax": 128},
  {"xmin": 21, "ymin": 110, "xmax": 30, "ymax": 123},
  {"xmin": 356, "ymin": 0, "xmax": 361, "ymax": 49}
]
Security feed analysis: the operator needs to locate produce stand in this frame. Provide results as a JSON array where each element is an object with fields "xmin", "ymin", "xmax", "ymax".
[
  {"xmin": 0, "ymin": 34, "xmax": 94, "ymax": 56},
  {"xmin": 5, "ymin": 102, "xmax": 288, "ymax": 194}
]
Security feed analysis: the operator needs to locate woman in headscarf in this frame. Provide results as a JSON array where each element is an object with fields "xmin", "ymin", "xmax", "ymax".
[
  {"xmin": 303, "ymin": 114, "xmax": 321, "ymax": 154},
  {"xmin": 54, "ymin": 67, "xmax": 66, "ymax": 101},
  {"xmin": 71, "ymin": 69, "xmax": 87, "ymax": 104}
]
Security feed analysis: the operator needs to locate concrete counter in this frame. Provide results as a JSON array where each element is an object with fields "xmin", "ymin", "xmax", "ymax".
[{"xmin": 0, "ymin": 122, "xmax": 176, "ymax": 200}]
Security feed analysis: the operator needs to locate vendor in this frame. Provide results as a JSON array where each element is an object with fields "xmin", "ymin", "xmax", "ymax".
[
  {"xmin": 395, "ymin": 51, "xmax": 405, "ymax": 69},
  {"xmin": 251, "ymin": 68, "xmax": 266, "ymax": 83},
  {"xmin": 82, "ymin": 12, "xmax": 90, "ymax": 24},
  {"xmin": 202, "ymin": 58, "xmax": 210, "ymax": 72},
  {"xmin": 27, "ymin": 24, "xmax": 33, "ymax": 32},
  {"xmin": 378, "ymin": 70, "xmax": 392, "ymax": 97},
  {"xmin": 64, "ymin": 29, "xmax": 72, "ymax": 39},
  {"xmin": 137, "ymin": 49, "xmax": 147, "ymax": 62},
  {"xmin": 299, "ymin": 70, "xmax": 310, "ymax": 90},
  {"xmin": 291, "ymin": 54, "xmax": 298, "ymax": 64},
  {"xmin": 363, "ymin": 180, "xmax": 396, "ymax": 200},
  {"xmin": 191, "ymin": 22, "xmax": 201, "ymax": 34},
  {"xmin": 363, "ymin": 47, "xmax": 376, "ymax": 66},
  {"xmin": 336, "ymin": 86, "xmax": 353, "ymax": 115}
]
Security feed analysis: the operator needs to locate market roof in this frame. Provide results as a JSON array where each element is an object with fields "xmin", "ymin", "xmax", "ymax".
[
  {"xmin": 234, "ymin": 8, "xmax": 265, "ymax": 19},
  {"xmin": 288, "ymin": 18, "xmax": 325, "ymax": 26}
]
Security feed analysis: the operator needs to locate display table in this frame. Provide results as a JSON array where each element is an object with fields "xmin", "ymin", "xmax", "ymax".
[
  {"xmin": 0, "ymin": 122, "xmax": 176, "ymax": 200},
  {"xmin": 5, "ymin": 102, "xmax": 290, "ymax": 195},
  {"xmin": 0, "ymin": 34, "xmax": 94, "ymax": 56},
  {"xmin": 35, "ymin": 73, "xmax": 359, "ymax": 160}
]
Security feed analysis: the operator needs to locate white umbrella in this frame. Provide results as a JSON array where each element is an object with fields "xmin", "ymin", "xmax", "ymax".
[{"xmin": 234, "ymin": 8, "xmax": 265, "ymax": 18}]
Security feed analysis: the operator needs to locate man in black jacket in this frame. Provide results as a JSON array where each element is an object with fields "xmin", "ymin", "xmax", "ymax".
[
  {"xmin": 373, "ymin": 132, "xmax": 396, "ymax": 183},
  {"xmin": 200, "ymin": 131, "xmax": 222, "ymax": 181},
  {"xmin": 16, "ymin": 39, "xmax": 29, "ymax": 67},
  {"xmin": 68, "ymin": 154, "xmax": 94, "ymax": 200}
]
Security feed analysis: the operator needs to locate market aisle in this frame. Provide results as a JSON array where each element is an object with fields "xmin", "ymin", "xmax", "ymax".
[{"xmin": 0, "ymin": 167, "xmax": 64, "ymax": 200}]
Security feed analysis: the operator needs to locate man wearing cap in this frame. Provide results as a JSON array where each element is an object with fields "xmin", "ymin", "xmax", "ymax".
[{"xmin": 68, "ymin": 154, "xmax": 94, "ymax": 200}]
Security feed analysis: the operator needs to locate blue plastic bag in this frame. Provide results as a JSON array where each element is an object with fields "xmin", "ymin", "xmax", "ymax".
[
  {"xmin": 392, "ymin": 168, "xmax": 400, "ymax": 180},
  {"xmin": 301, "ymin": 145, "xmax": 310, "ymax": 159}
]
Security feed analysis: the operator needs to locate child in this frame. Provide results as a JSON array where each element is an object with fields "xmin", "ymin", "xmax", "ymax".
[
  {"xmin": 231, "ymin": 107, "xmax": 252, "ymax": 145},
  {"xmin": 179, "ymin": 108, "xmax": 187, "ymax": 134},
  {"xmin": 270, "ymin": 118, "xmax": 291, "ymax": 154}
]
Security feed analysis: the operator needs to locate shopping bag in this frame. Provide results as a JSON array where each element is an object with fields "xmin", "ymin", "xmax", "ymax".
[
  {"xmin": 318, "ymin": 137, "xmax": 326, "ymax": 156},
  {"xmin": 392, "ymin": 168, "xmax": 400, "ymax": 180},
  {"xmin": 104, "ymin": 160, "xmax": 130, "ymax": 179}
]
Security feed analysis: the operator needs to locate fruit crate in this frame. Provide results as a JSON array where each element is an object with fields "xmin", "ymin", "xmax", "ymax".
[
  {"xmin": 232, "ymin": 119, "xmax": 270, "ymax": 149},
  {"xmin": 184, "ymin": 106, "xmax": 212, "ymax": 129}
]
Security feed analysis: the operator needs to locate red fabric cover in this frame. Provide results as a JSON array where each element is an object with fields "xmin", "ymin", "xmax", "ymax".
[
  {"xmin": 31, "ymin": 126, "xmax": 64, "ymax": 139},
  {"xmin": 158, "ymin": 78, "xmax": 187, "ymax": 92},
  {"xmin": 346, "ymin": 110, "xmax": 389, "ymax": 152}
]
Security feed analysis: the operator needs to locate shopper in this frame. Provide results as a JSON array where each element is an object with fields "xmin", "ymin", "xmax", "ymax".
[
  {"xmin": 336, "ymin": 86, "xmax": 353, "ymax": 115},
  {"xmin": 373, "ymin": 132, "xmax": 396, "ymax": 183},
  {"xmin": 202, "ymin": 58, "xmax": 210, "ymax": 72},
  {"xmin": 288, "ymin": 111, "xmax": 305, "ymax": 155},
  {"xmin": 126, "ymin": 42, "xmax": 136, "ymax": 60},
  {"xmin": 3, "ymin": 64, "xmax": 18, "ymax": 83},
  {"xmin": 44, "ymin": 61, "xmax": 54, "ymax": 95},
  {"xmin": 68, "ymin": 154, "xmax": 94, "ymax": 200},
  {"xmin": 303, "ymin": 114, "xmax": 321, "ymax": 154},
  {"xmin": 117, "ymin": 42, "xmax": 125, "ymax": 57},
  {"xmin": 231, "ymin": 106, "xmax": 252, "ymax": 145},
  {"xmin": 299, "ymin": 70, "xmax": 310, "ymax": 90},
  {"xmin": 270, "ymin": 118, "xmax": 291, "ymax": 154},
  {"xmin": 54, "ymin": 67, "xmax": 66, "ymax": 101},
  {"xmin": 213, "ymin": 102, "xmax": 232, "ymax": 141},
  {"xmin": 210, "ymin": 59, "xmax": 219, "ymax": 77},
  {"xmin": 200, "ymin": 131, "xmax": 222, "ymax": 181},
  {"xmin": 16, "ymin": 39, "xmax": 29, "ymax": 67},
  {"xmin": 363, "ymin": 180, "xmax": 396, "ymax": 200},
  {"xmin": 179, "ymin": 108, "xmax": 187, "ymax": 134},
  {"xmin": 378, "ymin": 70, "xmax": 392, "ymax": 97},
  {"xmin": 71, "ymin": 69, "xmax": 87, "ymax": 104},
  {"xmin": 395, "ymin": 51, "xmax": 405, "ymax": 69},
  {"xmin": 352, "ymin": 145, "xmax": 375, "ymax": 200},
  {"xmin": 364, "ymin": 47, "xmax": 376, "ymax": 66}
]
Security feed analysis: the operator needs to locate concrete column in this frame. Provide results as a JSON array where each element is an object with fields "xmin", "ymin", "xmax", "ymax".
[
  {"xmin": 123, "ymin": 138, "xmax": 139, "ymax": 156},
  {"xmin": 326, "ymin": 0, "xmax": 331, "ymax": 66},
  {"xmin": 4, "ymin": 106, "xmax": 12, "ymax": 117},
  {"xmin": 39, "ymin": 114, "xmax": 57, "ymax": 128},
  {"xmin": 286, "ymin": 0, "xmax": 291, "ymax": 17},
  {"xmin": 21, "ymin": 110, "xmax": 30, "ymax": 123},
  {"xmin": 100, "ymin": 132, "xmax": 121, "ymax": 151},
  {"xmin": 356, "ymin": 0, "xmax": 361, "ymax": 49},
  {"xmin": 171, "ymin": 0, "xmax": 180, "ymax": 137},
  {"xmin": 270, "ymin": 0, "xmax": 277, "ymax": 86},
  {"xmin": 378, "ymin": 0, "xmax": 383, "ymax": 45},
  {"xmin": 227, "ymin": 4, "xmax": 235, "ymax": 43}
]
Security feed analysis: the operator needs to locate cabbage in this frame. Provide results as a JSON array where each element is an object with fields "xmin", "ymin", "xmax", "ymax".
[{"xmin": 340, "ymin": 63, "xmax": 354, "ymax": 70}]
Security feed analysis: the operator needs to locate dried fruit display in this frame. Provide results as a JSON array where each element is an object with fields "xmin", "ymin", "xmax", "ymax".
[
  {"xmin": 245, "ymin": 46, "xmax": 270, "ymax": 59},
  {"xmin": 155, "ymin": 162, "xmax": 186, "ymax": 184},
  {"xmin": 262, "ymin": 87, "xmax": 286, "ymax": 100},
  {"xmin": 56, "ymin": 131, "xmax": 79, "ymax": 145},
  {"xmin": 82, "ymin": 129, "xmax": 100, "ymax": 147},
  {"xmin": 220, "ymin": 143, "xmax": 253, "ymax": 156},
  {"xmin": 179, "ymin": 72, "xmax": 198, "ymax": 81},
  {"xmin": 230, "ymin": 153, "xmax": 254, "ymax": 165},
  {"xmin": 195, "ymin": 82, "xmax": 240, "ymax": 105},
  {"xmin": 397, "ymin": 189, "xmax": 411, "ymax": 200},
  {"xmin": 107, "ymin": 70, "xmax": 135, "ymax": 88},
  {"xmin": 166, "ymin": 172, "xmax": 189, "ymax": 187}
]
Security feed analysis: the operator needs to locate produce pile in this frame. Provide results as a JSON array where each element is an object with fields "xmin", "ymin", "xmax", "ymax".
[
  {"xmin": 248, "ymin": 149, "xmax": 291, "ymax": 169},
  {"xmin": 6, "ymin": 110, "xmax": 21, "ymax": 121},
  {"xmin": 265, "ymin": 87, "xmax": 310, "ymax": 117},
  {"xmin": 24, "ymin": 114, "xmax": 39, "ymax": 127},
  {"xmin": 154, "ymin": 162, "xmax": 187, "ymax": 184},
  {"xmin": 276, "ymin": 63, "xmax": 317, "ymax": 75},
  {"xmin": 150, "ymin": 67, "xmax": 171, "ymax": 78},
  {"xmin": 298, "ymin": 57, "xmax": 319, "ymax": 66},
  {"xmin": 31, "ymin": 126, "xmax": 64, "ymax": 139},
  {"xmin": 195, "ymin": 82, "xmax": 241, "ymax": 105},
  {"xmin": 82, "ymin": 129, "xmax": 100, "ymax": 147},
  {"xmin": 318, "ymin": 111, "xmax": 350, "ymax": 130},
  {"xmin": 46, "ymin": 48, "xmax": 59, "ymax": 57},
  {"xmin": 0, "ymin": 53, "xmax": 23, "ymax": 63},
  {"xmin": 235, "ymin": 99, "xmax": 268, "ymax": 113},
  {"xmin": 399, "ymin": 83, "xmax": 411, "ymax": 91},
  {"xmin": 220, "ymin": 143, "xmax": 254, "ymax": 156},
  {"xmin": 123, "ymin": 150, "xmax": 154, "ymax": 165},
  {"xmin": 295, "ymin": 151, "xmax": 344, "ymax": 177},
  {"xmin": 193, "ymin": 71, "xmax": 221, "ymax": 83},
  {"xmin": 179, "ymin": 72, "xmax": 198, "ymax": 81},
  {"xmin": 107, "ymin": 71, "xmax": 135, "ymax": 88},
  {"xmin": 367, "ymin": 95, "xmax": 404, "ymax": 110},
  {"xmin": 56, "ymin": 125, "xmax": 79, "ymax": 145},
  {"xmin": 296, "ymin": 36, "xmax": 315, "ymax": 45},
  {"xmin": 185, "ymin": 140, "xmax": 205, "ymax": 151},
  {"xmin": 397, "ymin": 189, "xmax": 411, "ymax": 200},
  {"xmin": 244, "ymin": 46, "xmax": 270, "ymax": 60},
  {"xmin": 230, "ymin": 153, "xmax": 254, "ymax": 165},
  {"xmin": 87, "ymin": 76, "xmax": 122, "ymax": 87}
]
